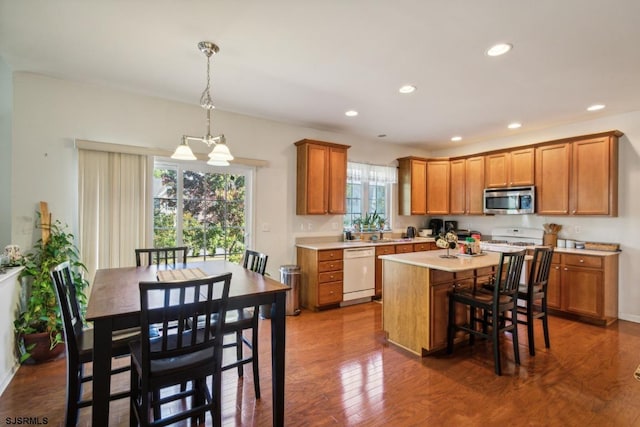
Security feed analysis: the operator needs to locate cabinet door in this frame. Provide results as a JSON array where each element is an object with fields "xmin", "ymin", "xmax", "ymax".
[
  {"xmin": 570, "ymin": 136, "xmax": 615, "ymax": 215},
  {"xmin": 430, "ymin": 282, "xmax": 469, "ymax": 350},
  {"xmin": 465, "ymin": 156, "xmax": 485, "ymax": 215},
  {"xmin": 485, "ymin": 152, "xmax": 510, "ymax": 188},
  {"xmin": 563, "ymin": 267, "xmax": 604, "ymax": 318},
  {"xmin": 301, "ymin": 144, "xmax": 328, "ymax": 214},
  {"xmin": 535, "ymin": 143, "xmax": 571, "ymax": 215},
  {"xmin": 426, "ymin": 160, "xmax": 450, "ymax": 214},
  {"xmin": 328, "ymin": 146, "xmax": 347, "ymax": 214},
  {"xmin": 510, "ymin": 147, "xmax": 535, "ymax": 186},
  {"xmin": 547, "ymin": 264, "xmax": 562, "ymax": 310},
  {"xmin": 449, "ymin": 159, "xmax": 466, "ymax": 215},
  {"xmin": 410, "ymin": 159, "xmax": 428, "ymax": 215},
  {"xmin": 374, "ymin": 245, "xmax": 395, "ymax": 298}
]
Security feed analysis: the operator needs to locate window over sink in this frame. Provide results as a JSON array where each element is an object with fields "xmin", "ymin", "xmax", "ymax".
[{"xmin": 345, "ymin": 162, "xmax": 396, "ymax": 230}]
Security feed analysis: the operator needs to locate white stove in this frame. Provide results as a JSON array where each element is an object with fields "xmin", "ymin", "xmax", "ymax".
[{"xmin": 479, "ymin": 227, "xmax": 544, "ymax": 253}]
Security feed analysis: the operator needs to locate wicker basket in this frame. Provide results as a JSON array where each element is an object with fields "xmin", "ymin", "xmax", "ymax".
[{"xmin": 584, "ymin": 242, "xmax": 620, "ymax": 252}]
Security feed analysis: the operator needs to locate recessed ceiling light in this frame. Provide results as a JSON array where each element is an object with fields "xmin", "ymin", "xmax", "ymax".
[
  {"xmin": 399, "ymin": 85, "xmax": 416, "ymax": 94},
  {"xmin": 451, "ymin": 136, "xmax": 462, "ymax": 142},
  {"xmin": 486, "ymin": 43, "xmax": 513, "ymax": 57},
  {"xmin": 345, "ymin": 110, "xmax": 358, "ymax": 117},
  {"xmin": 507, "ymin": 122, "xmax": 522, "ymax": 129},
  {"xmin": 587, "ymin": 104, "xmax": 605, "ymax": 111}
]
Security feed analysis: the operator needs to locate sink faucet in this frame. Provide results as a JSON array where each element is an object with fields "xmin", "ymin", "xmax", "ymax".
[{"xmin": 379, "ymin": 231, "xmax": 384, "ymax": 240}]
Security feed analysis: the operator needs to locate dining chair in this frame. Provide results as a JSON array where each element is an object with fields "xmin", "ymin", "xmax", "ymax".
[
  {"xmin": 129, "ymin": 272, "xmax": 232, "ymax": 427},
  {"xmin": 516, "ymin": 246, "xmax": 555, "ymax": 356},
  {"xmin": 221, "ymin": 249, "xmax": 268, "ymax": 399},
  {"xmin": 134, "ymin": 246, "xmax": 188, "ymax": 267},
  {"xmin": 446, "ymin": 249, "xmax": 526, "ymax": 375},
  {"xmin": 51, "ymin": 261, "xmax": 140, "ymax": 426}
]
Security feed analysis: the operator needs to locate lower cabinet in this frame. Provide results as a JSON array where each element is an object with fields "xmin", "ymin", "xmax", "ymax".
[
  {"xmin": 545, "ymin": 252, "xmax": 618, "ymax": 325},
  {"xmin": 297, "ymin": 248, "xmax": 344, "ymax": 310},
  {"xmin": 375, "ymin": 242, "xmax": 437, "ymax": 298},
  {"xmin": 429, "ymin": 270, "xmax": 474, "ymax": 350}
]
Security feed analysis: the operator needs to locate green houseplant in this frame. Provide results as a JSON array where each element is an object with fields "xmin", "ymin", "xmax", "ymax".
[{"xmin": 14, "ymin": 216, "xmax": 89, "ymax": 363}]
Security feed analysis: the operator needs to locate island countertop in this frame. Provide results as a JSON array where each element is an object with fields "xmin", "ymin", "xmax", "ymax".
[{"xmin": 379, "ymin": 249, "xmax": 505, "ymax": 272}]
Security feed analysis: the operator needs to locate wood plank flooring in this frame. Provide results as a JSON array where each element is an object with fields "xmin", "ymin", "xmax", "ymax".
[{"xmin": 2, "ymin": 302, "xmax": 640, "ymax": 426}]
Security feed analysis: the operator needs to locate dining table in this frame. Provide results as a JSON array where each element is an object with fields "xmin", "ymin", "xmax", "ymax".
[{"xmin": 85, "ymin": 260, "xmax": 289, "ymax": 427}]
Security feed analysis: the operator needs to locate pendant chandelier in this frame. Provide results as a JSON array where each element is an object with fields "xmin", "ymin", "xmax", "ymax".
[{"xmin": 171, "ymin": 41, "xmax": 234, "ymax": 166}]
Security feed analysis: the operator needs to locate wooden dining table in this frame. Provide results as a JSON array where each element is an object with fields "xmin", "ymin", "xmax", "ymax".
[{"xmin": 85, "ymin": 260, "xmax": 289, "ymax": 426}]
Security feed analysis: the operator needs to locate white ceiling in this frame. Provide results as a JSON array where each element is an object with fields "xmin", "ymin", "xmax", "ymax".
[{"xmin": 2, "ymin": 0, "xmax": 640, "ymax": 149}]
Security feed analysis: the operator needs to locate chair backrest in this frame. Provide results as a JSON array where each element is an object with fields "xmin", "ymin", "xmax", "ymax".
[
  {"xmin": 51, "ymin": 261, "xmax": 83, "ymax": 359},
  {"xmin": 242, "ymin": 250, "xmax": 268, "ymax": 275},
  {"xmin": 135, "ymin": 246, "xmax": 188, "ymax": 267},
  {"xmin": 494, "ymin": 249, "xmax": 527, "ymax": 297},
  {"xmin": 527, "ymin": 246, "xmax": 555, "ymax": 297},
  {"xmin": 138, "ymin": 273, "xmax": 232, "ymax": 366}
]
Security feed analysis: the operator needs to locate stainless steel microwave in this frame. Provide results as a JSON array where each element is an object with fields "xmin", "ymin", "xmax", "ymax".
[{"xmin": 483, "ymin": 186, "xmax": 535, "ymax": 214}]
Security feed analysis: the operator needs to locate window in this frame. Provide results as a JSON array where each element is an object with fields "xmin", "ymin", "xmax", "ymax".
[
  {"xmin": 344, "ymin": 162, "xmax": 397, "ymax": 229},
  {"xmin": 152, "ymin": 159, "xmax": 253, "ymax": 263}
]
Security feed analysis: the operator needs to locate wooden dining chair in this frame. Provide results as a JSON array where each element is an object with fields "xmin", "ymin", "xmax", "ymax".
[
  {"xmin": 129, "ymin": 273, "xmax": 232, "ymax": 427},
  {"xmin": 220, "ymin": 249, "xmax": 268, "ymax": 399},
  {"xmin": 51, "ymin": 261, "xmax": 140, "ymax": 426},
  {"xmin": 446, "ymin": 250, "xmax": 526, "ymax": 375},
  {"xmin": 517, "ymin": 246, "xmax": 555, "ymax": 356},
  {"xmin": 135, "ymin": 246, "xmax": 188, "ymax": 267}
]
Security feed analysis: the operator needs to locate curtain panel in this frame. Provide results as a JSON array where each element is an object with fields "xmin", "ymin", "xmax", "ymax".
[{"xmin": 78, "ymin": 149, "xmax": 150, "ymax": 281}]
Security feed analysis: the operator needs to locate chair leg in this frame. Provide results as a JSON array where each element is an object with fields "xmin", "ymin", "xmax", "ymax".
[
  {"xmin": 212, "ymin": 370, "xmax": 222, "ymax": 427},
  {"xmin": 65, "ymin": 363, "xmax": 81, "ymax": 427},
  {"xmin": 492, "ymin": 311, "xmax": 501, "ymax": 376},
  {"xmin": 511, "ymin": 306, "xmax": 520, "ymax": 366},
  {"xmin": 236, "ymin": 331, "xmax": 244, "ymax": 377},
  {"xmin": 251, "ymin": 321, "xmax": 261, "ymax": 399},
  {"xmin": 469, "ymin": 307, "xmax": 477, "ymax": 346},
  {"xmin": 542, "ymin": 298, "xmax": 551, "ymax": 349},
  {"xmin": 446, "ymin": 296, "xmax": 455, "ymax": 354},
  {"xmin": 130, "ymin": 365, "xmax": 139, "ymax": 427},
  {"xmin": 527, "ymin": 301, "xmax": 536, "ymax": 356}
]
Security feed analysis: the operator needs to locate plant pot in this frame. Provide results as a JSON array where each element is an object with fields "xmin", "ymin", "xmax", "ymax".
[{"xmin": 21, "ymin": 332, "xmax": 64, "ymax": 363}]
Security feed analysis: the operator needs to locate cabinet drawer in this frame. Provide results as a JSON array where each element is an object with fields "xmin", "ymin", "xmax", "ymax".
[
  {"xmin": 318, "ymin": 282, "xmax": 342, "ymax": 305},
  {"xmin": 375, "ymin": 245, "xmax": 396, "ymax": 256},
  {"xmin": 319, "ymin": 271, "xmax": 343, "ymax": 283},
  {"xmin": 430, "ymin": 270, "xmax": 455, "ymax": 284},
  {"xmin": 395, "ymin": 243, "xmax": 414, "ymax": 253},
  {"xmin": 414, "ymin": 243, "xmax": 431, "ymax": 252},
  {"xmin": 563, "ymin": 254, "xmax": 602, "ymax": 269},
  {"xmin": 456, "ymin": 269, "xmax": 474, "ymax": 280},
  {"xmin": 318, "ymin": 260, "xmax": 343, "ymax": 272},
  {"xmin": 475, "ymin": 266, "xmax": 494, "ymax": 277},
  {"xmin": 318, "ymin": 249, "xmax": 343, "ymax": 261}
]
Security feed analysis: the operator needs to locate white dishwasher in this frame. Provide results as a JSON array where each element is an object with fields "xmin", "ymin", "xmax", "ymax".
[{"xmin": 342, "ymin": 247, "xmax": 375, "ymax": 304}]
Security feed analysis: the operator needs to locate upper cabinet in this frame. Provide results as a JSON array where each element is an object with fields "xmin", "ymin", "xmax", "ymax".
[
  {"xmin": 295, "ymin": 139, "xmax": 350, "ymax": 215},
  {"xmin": 485, "ymin": 148, "xmax": 534, "ymax": 188},
  {"xmin": 426, "ymin": 160, "xmax": 450, "ymax": 214},
  {"xmin": 535, "ymin": 131, "xmax": 620, "ymax": 216},
  {"xmin": 449, "ymin": 159, "xmax": 466, "ymax": 215},
  {"xmin": 450, "ymin": 156, "xmax": 485, "ymax": 215},
  {"xmin": 398, "ymin": 157, "xmax": 427, "ymax": 215}
]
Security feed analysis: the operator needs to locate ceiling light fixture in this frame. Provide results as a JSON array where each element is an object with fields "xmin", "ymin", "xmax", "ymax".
[
  {"xmin": 345, "ymin": 110, "xmax": 359, "ymax": 117},
  {"xmin": 507, "ymin": 122, "xmax": 522, "ymax": 129},
  {"xmin": 587, "ymin": 104, "xmax": 605, "ymax": 111},
  {"xmin": 171, "ymin": 41, "xmax": 233, "ymax": 166},
  {"xmin": 399, "ymin": 85, "xmax": 416, "ymax": 94},
  {"xmin": 486, "ymin": 43, "xmax": 513, "ymax": 57},
  {"xmin": 451, "ymin": 136, "xmax": 462, "ymax": 142}
]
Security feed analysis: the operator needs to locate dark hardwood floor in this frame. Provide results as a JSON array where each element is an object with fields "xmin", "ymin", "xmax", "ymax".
[{"xmin": 2, "ymin": 302, "xmax": 640, "ymax": 426}]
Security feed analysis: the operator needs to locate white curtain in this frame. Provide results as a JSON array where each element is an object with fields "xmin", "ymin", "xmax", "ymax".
[
  {"xmin": 78, "ymin": 149, "xmax": 150, "ymax": 282},
  {"xmin": 347, "ymin": 162, "xmax": 397, "ymax": 184}
]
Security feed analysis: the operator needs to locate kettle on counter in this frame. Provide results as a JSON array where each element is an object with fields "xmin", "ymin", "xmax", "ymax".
[{"xmin": 406, "ymin": 226, "xmax": 417, "ymax": 238}]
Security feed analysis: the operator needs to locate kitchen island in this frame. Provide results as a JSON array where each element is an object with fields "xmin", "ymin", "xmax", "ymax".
[{"xmin": 380, "ymin": 250, "xmax": 506, "ymax": 356}]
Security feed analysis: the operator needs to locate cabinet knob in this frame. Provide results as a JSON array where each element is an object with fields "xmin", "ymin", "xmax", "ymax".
[
  {"xmin": 572, "ymin": 210, "xmax": 576, "ymax": 214},
  {"xmin": 330, "ymin": 275, "xmax": 334, "ymax": 279},
  {"xmin": 564, "ymin": 267, "xmax": 568, "ymax": 271},
  {"xmin": 579, "ymin": 259, "xmax": 584, "ymax": 263},
  {"xmin": 330, "ymin": 264, "xmax": 334, "ymax": 268},
  {"xmin": 329, "ymin": 291, "xmax": 334, "ymax": 295},
  {"xmin": 554, "ymin": 266, "xmax": 560, "ymax": 270}
]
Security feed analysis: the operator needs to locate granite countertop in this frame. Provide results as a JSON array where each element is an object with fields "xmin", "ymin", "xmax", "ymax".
[
  {"xmin": 379, "ymin": 249, "xmax": 504, "ymax": 272},
  {"xmin": 296, "ymin": 237, "xmax": 436, "ymax": 251}
]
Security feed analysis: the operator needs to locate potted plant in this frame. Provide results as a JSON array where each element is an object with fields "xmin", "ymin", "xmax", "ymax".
[{"xmin": 14, "ymin": 216, "xmax": 89, "ymax": 363}]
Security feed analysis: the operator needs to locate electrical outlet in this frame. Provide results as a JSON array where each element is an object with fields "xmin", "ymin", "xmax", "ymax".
[
  {"xmin": 575, "ymin": 225, "xmax": 582, "ymax": 233},
  {"xmin": 307, "ymin": 223, "xmax": 313, "ymax": 231}
]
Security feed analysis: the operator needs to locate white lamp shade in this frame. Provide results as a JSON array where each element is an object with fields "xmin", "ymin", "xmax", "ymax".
[
  {"xmin": 171, "ymin": 142, "xmax": 197, "ymax": 160},
  {"xmin": 208, "ymin": 142, "xmax": 234, "ymax": 161},
  {"xmin": 207, "ymin": 158, "xmax": 230, "ymax": 166}
]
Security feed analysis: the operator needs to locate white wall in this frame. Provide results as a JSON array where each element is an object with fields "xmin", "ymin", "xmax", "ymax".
[
  {"xmin": 0, "ymin": 57, "xmax": 12, "ymax": 247},
  {"xmin": 8, "ymin": 72, "xmax": 640, "ymax": 324}
]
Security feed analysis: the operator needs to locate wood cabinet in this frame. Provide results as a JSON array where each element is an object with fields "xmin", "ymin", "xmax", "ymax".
[
  {"xmin": 485, "ymin": 148, "xmax": 534, "ymax": 188},
  {"xmin": 374, "ymin": 245, "xmax": 395, "ymax": 298},
  {"xmin": 536, "ymin": 131, "xmax": 620, "ymax": 216},
  {"xmin": 429, "ymin": 269, "xmax": 474, "ymax": 350},
  {"xmin": 544, "ymin": 252, "xmax": 619, "ymax": 326},
  {"xmin": 295, "ymin": 139, "xmax": 350, "ymax": 215},
  {"xmin": 297, "ymin": 248, "xmax": 344, "ymax": 310},
  {"xmin": 426, "ymin": 160, "xmax": 450, "ymax": 214},
  {"xmin": 398, "ymin": 157, "xmax": 427, "ymax": 215},
  {"xmin": 450, "ymin": 156, "xmax": 485, "ymax": 215}
]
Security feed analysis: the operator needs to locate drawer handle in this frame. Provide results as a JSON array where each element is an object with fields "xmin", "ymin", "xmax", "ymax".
[
  {"xmin": 330, "ymin": 264, "xmax": 334, "ymax": 268},
  {"xmin": 329, "ymin": 291, "xmax": 334, "ymax": 295},
  {"xmin": 330, "ymin": 275, "xmax": 334, "ymax": 279},
  {"xmin": 579, "ymin": 259, "xmax": 584, "ymax": 263}
]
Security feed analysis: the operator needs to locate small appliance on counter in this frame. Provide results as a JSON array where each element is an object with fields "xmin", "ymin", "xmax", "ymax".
[
  {"xmin": 406, "ymin": 226, "xmax": 417, "ymax": 238},
  {"xmin": 444, "ymin": 220, "xmax": 457, "ymax": 232},
  {"xmin": 428, "ymin": 219, "xmax": 444, "ymax": 236}
]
